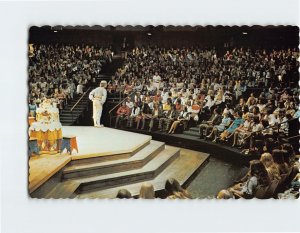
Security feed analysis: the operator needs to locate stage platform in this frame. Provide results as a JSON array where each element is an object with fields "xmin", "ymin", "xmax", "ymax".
[
  {"xmin": 29, "ymin": 126, "xmax": 151, "ymax": 193},
  {"xmin": 29, "ymin": 126, "xmax": 210, "ymax": 198},
  {"xmin": 62, "ymin": 126, "xmax": 152, "ymax": 159}
]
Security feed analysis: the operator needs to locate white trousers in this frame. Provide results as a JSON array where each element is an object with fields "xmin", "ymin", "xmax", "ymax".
[
  {"xmin": 153, "ymin": 82, "xmax": 160, "ymax": 91},
  {"xmin": 92, "ymin": 100, "xmax": 103, "ymax": 126}
]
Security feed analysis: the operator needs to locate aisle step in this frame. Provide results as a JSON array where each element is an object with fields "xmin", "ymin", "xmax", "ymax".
[
  {"xmin": 183, "ymin": 130, "xmax": 199, "ymax": 137},
  {"xmin": 45, "ymin": 180, "xmax": 80, "ymax": 199}
]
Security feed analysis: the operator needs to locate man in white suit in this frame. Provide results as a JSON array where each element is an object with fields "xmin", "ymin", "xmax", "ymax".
[{"xmin": 89, "ymin": 80, "xmax": 107, "ymax": 127}]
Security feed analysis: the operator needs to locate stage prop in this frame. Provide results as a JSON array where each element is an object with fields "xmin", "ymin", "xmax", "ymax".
[{"xmin": 28, "ymin": 99, "xmax": 62, "ymax": 154}]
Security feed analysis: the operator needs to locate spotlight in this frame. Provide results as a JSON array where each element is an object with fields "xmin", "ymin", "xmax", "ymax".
[
  {"xmin": 242, "ymin": 32, "xmax": 248, "ymax": 35},
  {"xmin": 147, "ymin": 33, "xmax": 152, "ymax": 36},
  {"xmin": 54, "ymin": 30, "xmax": 58, "ymax": 33}
]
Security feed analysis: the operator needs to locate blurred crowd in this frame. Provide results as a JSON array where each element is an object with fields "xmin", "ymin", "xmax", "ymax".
[{"xmin": 28, "ymin": 44, "xmax": 113, "ymax": 115}]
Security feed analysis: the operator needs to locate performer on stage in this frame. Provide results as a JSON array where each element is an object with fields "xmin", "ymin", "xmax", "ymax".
[{"xmin": 89, "ymin": 80, "xmax": 107, "ymax": 127}]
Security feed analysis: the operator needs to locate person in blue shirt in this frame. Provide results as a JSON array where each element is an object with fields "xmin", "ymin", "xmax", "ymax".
[{"xmin": 219, "ymin": 111, "xmax": 244, "ymax": 141}]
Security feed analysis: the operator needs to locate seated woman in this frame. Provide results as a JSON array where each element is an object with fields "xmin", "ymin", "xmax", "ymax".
[
  {"xmin": 246, "ymin": 116, "xmax": 264, "ymax": 151},
  {"xmin": 260, "ymin": 153, "xmax": 281, "ymax": 181},
  {"xmin": 139, "ymin": 183, "xmax": 155, "ymax": 199},
  {"xmin": 251, "ymin": 106, "xmax": 261, "ymax": 121},
  {"xmin": 219, "ymin": 111, "xmax": 244, "ymax": 142},
  {"xmin": 227, "ymin": 160, "xmax": 271, "ymax": 199},
  {"xmin": 55, "ymin": 89, "xmax": 66, "ymax": 110},
  {"xmin": 168, "ymin": 107, "xmax": 190, "ymax": 134},
  {"xmin": 164, "ymin": 178, "xmax": 192, "ymax": 199},
  {"xmin": 232, "ymin": 114, "xmax": 254, "ymax": 148},
  {"xmin": 206, "ymin": 112, "xmax": 231, "ymax": 142}
]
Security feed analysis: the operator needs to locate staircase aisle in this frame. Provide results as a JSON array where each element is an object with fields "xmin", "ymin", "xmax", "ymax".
[{"xmin": 60, "ymin": 56, "xmax": 125, "ymax": 126}]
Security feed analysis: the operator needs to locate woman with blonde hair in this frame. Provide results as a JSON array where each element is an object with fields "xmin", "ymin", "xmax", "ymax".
[
  {"xmin": 139, "ymin": 183, "xmax": 155, "ymax": 199},
  {"xmin": 165, "ymin": 178, "xmax": 192, "ymax": 199},
  {"xmin": 260, "ymin": 153, "xmax": 281, "ymax": 181}
]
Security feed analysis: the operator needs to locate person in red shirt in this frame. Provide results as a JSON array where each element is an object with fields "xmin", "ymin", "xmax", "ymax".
[{"xmin": 115, "ymin": 101, "xmax": 130, "ymax": 128}]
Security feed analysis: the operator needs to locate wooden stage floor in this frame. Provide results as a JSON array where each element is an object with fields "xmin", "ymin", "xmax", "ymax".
[{"xmin": 29, "ymin": 126, "xmax": 152, "ymax": 193}]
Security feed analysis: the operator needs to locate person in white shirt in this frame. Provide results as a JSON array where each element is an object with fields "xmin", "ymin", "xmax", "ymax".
[
  {"xmin": 152, "ymin": 72, "xmax": 161, "ymax": 90},
  {"xmin": 125, "ymin": 97, "xmax": 134, "ymax": 110},
  {"xmin": 89, "ymin": 80, "xmax": 107, "ymax": 127},
  {"xmin": 76, "ymin": 83, "xmax": 84, "ymax": 95},
  {"xmin": 127, "ymin": 102, "xmax": 140, "ymax": 127}
]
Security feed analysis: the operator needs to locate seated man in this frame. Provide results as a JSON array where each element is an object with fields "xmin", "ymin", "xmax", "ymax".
[
  {"xmin": 199, "ymin": 107, "xmax": 222, "ymax": 139},
  {"xmin": 127, "ymin": 102, "xmax": 140, "ymax": 128},
  {"xmin": 136, "ymin": 99, "xmax": 152, "ymax": 130},
  {"xmin": 149, "ymin": 103, "xmax": 163, "ymax": 132},
  {"xmin": 158, "ymin": 105, "xmax": 179, "ymax": 132},
  {"xmin": 115, "ymin": 101, "xmax": 130, "ymax": 128}
]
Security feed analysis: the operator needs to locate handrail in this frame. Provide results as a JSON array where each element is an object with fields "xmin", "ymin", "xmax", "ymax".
[
  {"xmin": 70, "ymin": 87, "xmax": 91, "ymax": 112},
  {"xmin": 108, "ymin": 90, "xmax": 136, "ymax": 126},
  {"xmin": 109, "ymin": 90, "xmax": 136, "ymax": 115}
]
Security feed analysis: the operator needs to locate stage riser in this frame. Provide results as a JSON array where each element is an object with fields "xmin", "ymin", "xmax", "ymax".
[
  {"xmin": 69, "ymin": 153, "xmax": 132, "ymax": 166},
  {"xmin": 69, "ymin": 140, "xmax": 151, "ymax": 166},
  {"xmin": 63, "ymin": 144, "xmax": 165, "ymax": 180},
  {"xmin": 76, "ymin": 148, "xmax": 210, "ymax": 199},
  {"xmin": 78, "ymin": 150, "xmax": 180, "ymax": 193},
  {"xmin": 79, "ymin": 172, "xmax": 154, "ymax": 193}
]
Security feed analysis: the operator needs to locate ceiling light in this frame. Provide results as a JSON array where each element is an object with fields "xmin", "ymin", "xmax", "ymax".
[{"xmin": 242, "ymin": 32, "xmax": 248, "ymax": 35}]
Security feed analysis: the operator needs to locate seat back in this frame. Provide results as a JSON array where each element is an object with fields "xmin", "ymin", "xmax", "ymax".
[
  {"xmin": 255, "ymin": 180, "xmax": 280, "ymax": 199},
  {"xmin": 263, "ymin": 180, "xmax": 280, "ymax": 199},
  {"xmin": 254, "ymin": 185, "xmax": 268, "ymax": 199}
]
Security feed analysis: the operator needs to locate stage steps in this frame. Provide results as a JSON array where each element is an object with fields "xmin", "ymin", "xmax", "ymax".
[
  {"xmin": 76, "ymin": 146, "xmax": 180, "ymax": 193},
  {"xmin": 69, "ymin": 139, "xmax": 151, "ymax": 166},
  {"xmin": 62, "ymin": 141, "xmax": 165, "ymax": 179},
  {"xmin": 30, "ymin": 133, "xmax": 210, "ymax": 198},
  {"xmin": 45, "ymin": 180, "xmax": 80, "ymax": 199},
  {"xmin": 76, "ymin": 148, "xmax": 210, "ymax": 198}
]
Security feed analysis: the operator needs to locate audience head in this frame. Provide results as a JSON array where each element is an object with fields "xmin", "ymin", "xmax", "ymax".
[
  {"xmin": 272, "ymin": 149, "xmax": 285, "ymax": 165},
  {"xmin": 116, "ymin": 189, "xmax": 132, "ymax": 199},
  {"xmin": 165, "ymin": 178, "xmax": 192, "ymax": 199},
  {"xmin": 260, "ymin": 153, "xmax": 274, "ymax": 168},
  {"xmin": 281, "ymin": 143, "xmax": 295, "ymax": 165},
  {"xmin": 139, "ymin": 183, "xmax": 155, "ymax": 199},
  {"xmin": 249, "ymin": 160, "xmax": 270, "ymax": 186}
]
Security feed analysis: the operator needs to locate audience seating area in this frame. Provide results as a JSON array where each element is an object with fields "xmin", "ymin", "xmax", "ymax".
[
  {"xmin": 108, "ymin": 46, "xmax": 299, "ymax": 199},
  {"xmin": 28, "ymin": 43, "xmax": 300, "ymax": 199},
  {"xmin": 28, "ymin": 44, "xmax": 113, "ymax": 115}
]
